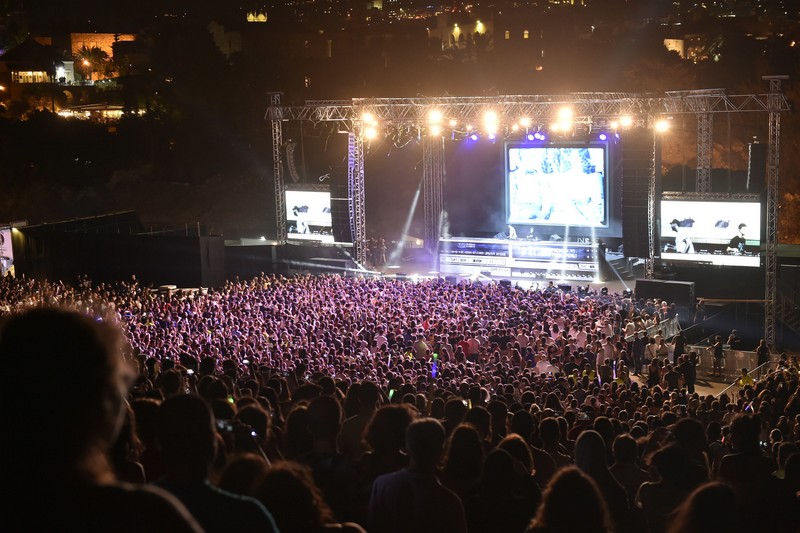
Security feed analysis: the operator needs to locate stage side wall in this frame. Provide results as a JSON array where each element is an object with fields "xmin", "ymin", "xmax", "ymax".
[{"xmin": 12, "ymin": 230, "xmax": 225, "ymax": 287}]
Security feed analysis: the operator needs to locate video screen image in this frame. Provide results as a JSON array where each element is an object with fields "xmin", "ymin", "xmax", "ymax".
[
  {"xmin": 285, "ymin": 190, "xmax": 334, "ymax": 242},
  {"xmin": 659, "ymin": 199, "xmax": 761, "ymax": 267},
  {"xmin": 507, "ymin": 145, "xmax": 607, "ymax": 227}
]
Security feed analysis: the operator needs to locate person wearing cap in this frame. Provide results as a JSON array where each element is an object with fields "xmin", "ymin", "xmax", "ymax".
[
  {"xmin": 665, "ymin": 218, "xmax": 694, "ymax": 254},
  {"xmin": 727, "ymin": 329, "xmax": 742, "ymax": 351}
]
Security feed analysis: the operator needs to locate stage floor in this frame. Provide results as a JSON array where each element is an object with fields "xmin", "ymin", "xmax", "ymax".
[{"xmin": 377, "ymin": 248, "xmax": 634, "ymax": 295}]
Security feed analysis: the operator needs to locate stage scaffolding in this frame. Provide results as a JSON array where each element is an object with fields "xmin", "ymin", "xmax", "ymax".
[{"xmin": 266, "ymin": 84, "xmax": 789, "ymax": 346}]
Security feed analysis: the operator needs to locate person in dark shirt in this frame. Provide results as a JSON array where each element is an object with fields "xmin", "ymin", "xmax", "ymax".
[
  {"xmin": 756, "ymin": 339, "xmax": 770, "ymax": 366},
  {"xmin": 663, "ymin": 364, "xmax": 682, "ymax": 391},
  {"xmin": 672, "ymin": 330, "xmax": 687, "ymax": 364},
  {"xmin": 679, "ymin": 352, "xmax": 698, "ymax": 394},
  {"xmin": 154, "ymin": 394, "xmax": 279, "ymax": 533},
  {"xmin": 726, "ymin": 223, "xmax": 747, "ymax": 254},
  {"xmin": 711, "ymin": 335, "xmax": 724, "ymax": 377},
  {"xmin": 368, "ymin": 418, "xmax": 467, "ymax": 533},
  {"xmin": 727, "ymin": 329, "xmax": 742, "ymax": 351}
]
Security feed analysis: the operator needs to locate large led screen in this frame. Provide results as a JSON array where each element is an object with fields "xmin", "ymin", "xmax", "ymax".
[
  {"xmin": 0, "ymin": 228, "xmax": 13, "ymax": 277},
  {"xmin": 507, "ymin": 145, "xmax": 607, "ymax": 227},
  {"xmin": 659, "ymin": 200, "xmax": 761, "ymax": 267},
  {"xmin": 285, "ymin": 190, "xmax": 334, "ymax": 243}
]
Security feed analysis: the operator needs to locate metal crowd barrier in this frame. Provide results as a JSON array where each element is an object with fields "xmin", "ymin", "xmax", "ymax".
[
  {"xmin": 688, "ymin": 344, "xmax": 761, "ymax": 381},
  {"xmin": 624, "ymin": 317, "xmax": 681, "ymax": 343}
]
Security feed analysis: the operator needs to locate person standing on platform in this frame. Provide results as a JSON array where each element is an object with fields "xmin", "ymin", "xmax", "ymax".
[
  {"xmin": 672, "ymin": 329, "xmax": 687, "ymax": 364},
  {"xmin": 711, "ymin": 335, "xmax": 724, "ymax": 377},
  {"xmin": 756, "ymin": 339, "xmax": 770, "ymax": 367},
  {"xmin": 632, "ymin": 331, "xmax": 646, "ymax": 376},
  {"xmin": 727, "ymin": 329, "xmax": 742, "ymax": 351},
  {"xmin": 378, "ymin": 238, "xmax": 387, "ymax": 266},
  {"xmin": 679, "ymin": 352, "xmax": 698, "ymax": 394}
]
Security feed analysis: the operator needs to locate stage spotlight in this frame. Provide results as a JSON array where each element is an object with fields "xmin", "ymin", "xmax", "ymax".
[
  {"xmin": 361, "ymin": 112, "xmax": 376, "ymax": 125},
  {"xmin": 428, "ymin": 109, "xmax": 443, "ymax": 125},
  {"xmin": 430, "ymin": 125, "xmax": 442, "ymax": 136},
  {"xmin": 470, "ymin": 133, "xmax": 479, "ymax": 141},
  {"xmin": 557, "ymin": 107, "xmax": 573, "ymax": 121},
  {"xmin": 527, "ymin": 133, "xmax": 535, "ymax": 141},
  {"xmin": 598, "ymin": 132, "xmax": 607, "ymax": 141},
  {"xmin": 655, "ymin": 118, "xmax": 671, "ymax": 133},
  {"xmin": 483, "ymin": 110, "xmax": 499, "ymax": 135},
  {"xmin": 511, "ymin": 124, "xmax": 519, "ymax": 132},
  {"xmin": 364, "ymin": 126, "xmax": 378, "ymax": 140},
  {"xmin": 620, "ymin": 115, "xmax": 633, "ymax": 128},
  {"xmin": 520, "ymin": 117, "xmax": 531, "ymax": 128},
  {"xmin": 610, "ymin": 120, "xmax": 619, "ymax": 130},
  {"xmin": 449, "ymin": 119, "xmax": 458, "ymax": 128}
]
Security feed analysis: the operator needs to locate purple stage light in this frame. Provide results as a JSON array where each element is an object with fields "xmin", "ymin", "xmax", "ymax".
[
  {"xmin": 527, "ymin": 133, "xmax": 535, "ymax": 141},
  {"xmin": 598, "ymin": 133, "xmax": 608, "ymax": 141},
  {"xmin": 470, "ymin": 133, "xmax": 479, "ymax": 141}
]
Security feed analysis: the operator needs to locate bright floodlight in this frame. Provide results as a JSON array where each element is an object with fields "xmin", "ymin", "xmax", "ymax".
[
  {"xmin": 557, "ymin": 107, "xmax": 573, "ymax": 121},
  {"xmin": 449, "ymin": 119, "xmax": 458, "ymax": 127},
  {"xmin": 598, "ymin": 133, "xmax": 607, "ymax": 141},
  {"xmin": 620, "ymin": 115, "xmax": 633, "ymax": 128},
  {"xmin": 519, "ymin": 117, "xmax": 531, "ymax": 128},
  {"xmin": 483, "ymin": 110, "xmax": 499, "ymax": 134},
  {"xmin": 430, "ymin": 125, "xmax": 442, "ymax": 136},
  {"xmin": 511, "ymin": 124, "xmax": 519, "ymax": 132},
  {"xmin": 364, "ymin": 126, "xmax": 378, "ymax": 139},
  {"xmin": 610, "ymin": 120, "xmax": 619, "ymax": 129},
  {"xmin": 428, "ymin": 109, "xmax": 443, "ymax": 125},
  {"xmin": 361, "ymin": 112, "xmax": 375, "ymax": 125},
  {"xmin": 655, "ymin": 119, "xmax": 671, "ymax": 133}
]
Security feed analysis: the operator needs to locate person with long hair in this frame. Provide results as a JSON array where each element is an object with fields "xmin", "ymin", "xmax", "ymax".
[
  {"xmin": 666, "ymin": 482, "xmax": 739, "ymax": 533},
  {"xmin": 526, "ymin": 466, "xmax": 613, "ymax": 533}
]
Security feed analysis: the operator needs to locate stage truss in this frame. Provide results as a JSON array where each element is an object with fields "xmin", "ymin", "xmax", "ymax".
[{"xmin": 266, "ymin": 83, "xmax": 789, "ymax": 346}]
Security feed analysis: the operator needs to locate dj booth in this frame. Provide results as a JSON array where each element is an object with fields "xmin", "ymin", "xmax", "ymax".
[{"xmin": 438, "ymin": 237, "xmax": 603, "ymax": 283}]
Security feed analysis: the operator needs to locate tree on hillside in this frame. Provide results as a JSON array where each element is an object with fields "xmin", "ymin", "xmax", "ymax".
[{"xmin": 74, "ymin": 45, "xmax": 110, "ymax": 81}]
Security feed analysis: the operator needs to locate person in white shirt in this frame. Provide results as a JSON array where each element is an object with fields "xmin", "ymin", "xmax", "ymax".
[
  {"xmin": 536, "ymin": 353, "xmax": 551, "ymax": 374},
  {"xmin": 624, "ymin": 320, "xmax": 636, "ymax": 340}
]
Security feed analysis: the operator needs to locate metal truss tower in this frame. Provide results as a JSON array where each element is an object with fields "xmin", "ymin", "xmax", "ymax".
[
  {"xmin": 764, "ymin": 76, "xmax": 787, "ymax": 348},
  {"xmin": 665, "ymin": 89, "xmax": 725, "ymax": 193},
  {"xmin": 696, "ymin": 112, "xmax": 713, "ymax": 192},
  {"xmin": 423, "ymin": 135, "xmax": 445, "ymax": 254},
  {"xmin": 347, "ymin": 133, "xmax": 367, "ymax": 266},
  {"xmin": 266, "ymin": 93, "xmax": 287, "ymax": 243}
]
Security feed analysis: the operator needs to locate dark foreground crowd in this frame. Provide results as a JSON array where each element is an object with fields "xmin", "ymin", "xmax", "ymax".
[{"xmin": 1, "ymin": 273, "xmax": 799, "ymax": 533}]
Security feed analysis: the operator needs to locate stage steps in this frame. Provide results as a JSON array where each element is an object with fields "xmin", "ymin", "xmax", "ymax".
[{"xmin": 605, "ymin": 254, "xmax": 640, "ymax": 282}]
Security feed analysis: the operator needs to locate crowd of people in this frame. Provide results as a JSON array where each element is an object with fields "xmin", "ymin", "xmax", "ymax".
[{"xmin": 1, "ymin": 272, "xmax": 799, "ymax": 532}]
